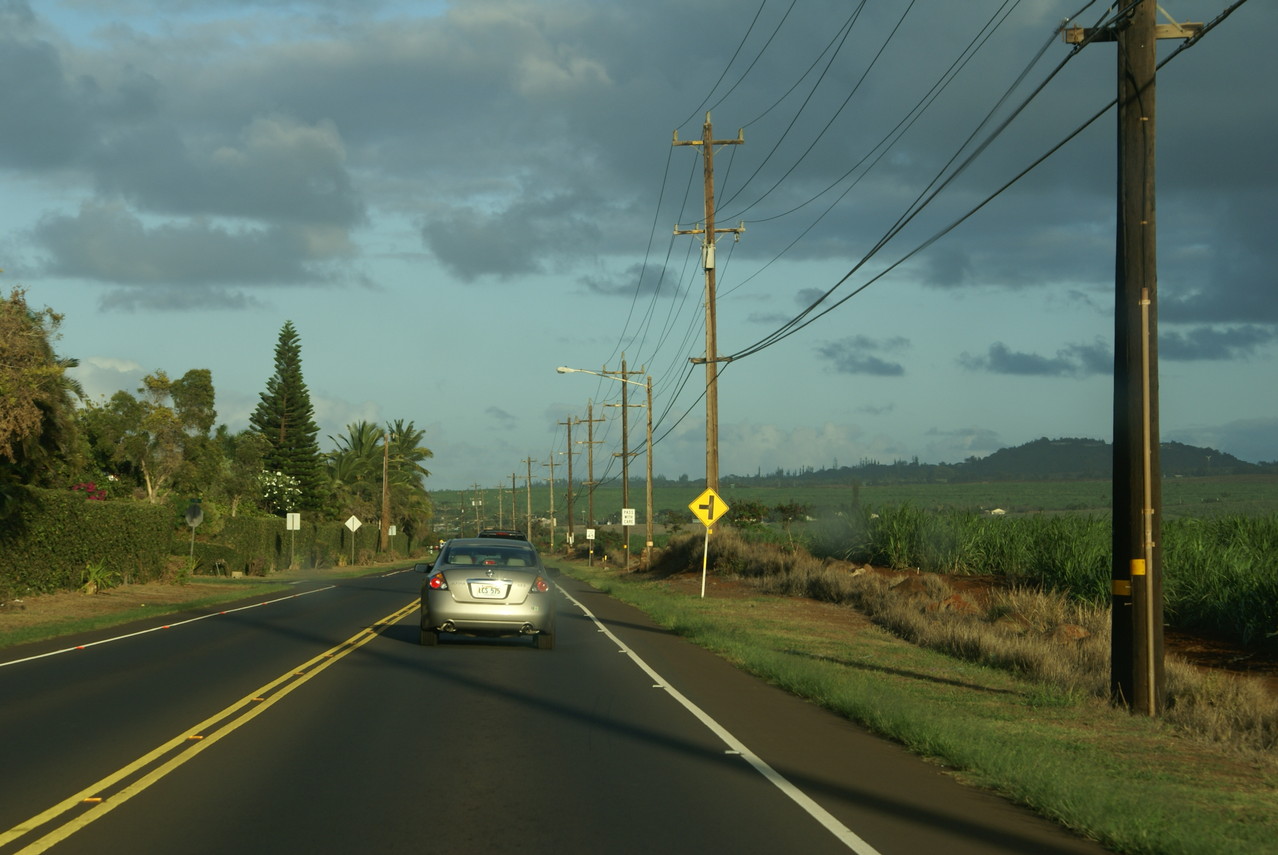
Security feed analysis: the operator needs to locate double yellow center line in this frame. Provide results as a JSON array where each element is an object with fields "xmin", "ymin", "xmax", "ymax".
[{"xmin": 1, "ymin": 600, "xmax": 419, "ymax": 854}]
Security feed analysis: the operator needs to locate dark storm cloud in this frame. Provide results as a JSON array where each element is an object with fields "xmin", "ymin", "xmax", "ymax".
[
  {"xmin": 89, "ymin": 116, "xmax": 365, "ymax": 228},
  {"xmin": 1160, "ymin": 189, "xmax": 1277, "ymax": 326},
  {"xmin": 958, "ymin": 339, "xmax": 1109, "ymax": 377},
  {"xmin": 0, "ymin": 30, "xmax": 94, "ymax": 167},
  {"xmin": 580, "ymin": 263, "xmax": 672, "ymax": 298},
  {"xmin": 421, "ymin": 191, "xmax": 603, "ymax": 281},
  {"xmin": 816, "ymin": 335, "xmax": 909, "ymax": 376},
  {"xmin": 33, "ymin": 202, "xmax": 350, "ymax": 285},
  {"xmin": 1161, "ymin": 325, "xmax": 1277, "ymax": 361},
  {"xmin": 4, "ymin": 0, "xmax": 1275, "ymax": 331}
]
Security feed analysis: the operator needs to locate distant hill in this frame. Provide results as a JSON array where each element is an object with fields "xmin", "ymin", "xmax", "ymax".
[
  {"xmin": 959, "ymin": 438, "xmax": 1260, "ymax": 481},
  {"xmin": 703, "ymin": 437, "xmax": 1271, "ymax": 488}
]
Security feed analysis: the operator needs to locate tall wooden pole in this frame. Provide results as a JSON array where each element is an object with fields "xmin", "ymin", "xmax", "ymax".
[
  {"xmin": 644, "ymin": 376, "xmax": 654, "ymax": 567},
  {"xmin": 562, "ymin": 416, "xmax": 576, "ymax": 545},
  {"xmin": 380, "ymin": 432, "xmax": 390, "ymax": 551},
  {"xmin": 675, "ymin": 113, "xmax": 743, "ymax": 492},
  {"xmin": 1112, "ymin": 0, "xmax": 1164, "ymax": 714},
  {"xmin": 1066, "ymin": 3, "xmax": 1199, "ymax": 714}
]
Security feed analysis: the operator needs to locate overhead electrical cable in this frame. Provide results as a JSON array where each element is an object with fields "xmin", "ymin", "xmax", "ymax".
[
  {"xmin": 724, "ymin": 0, "xmax": 1235, "ymax": 363},
  {"xmin": 715, "ymin": 2, "xmax": 869, "ymax": 212},
  {"xmin": 703, "ymin": 0, "xmax": 800, "ymax": 118},
  {"xmin": 673, "ymin": 0, "xmax": 769, "ymax": 132},
  {"xmin": 719, "ymin": 0, "xmax": 917, "ymax": 219},
  {"xmin": 725, "ymin": 0, "xmax": 1023, "ymax": 229}
]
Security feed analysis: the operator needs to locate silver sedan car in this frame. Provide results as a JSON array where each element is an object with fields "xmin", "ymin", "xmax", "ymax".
[{"xmin": 418, "ymin": 538, "xmax": 557, "ymax": 649}]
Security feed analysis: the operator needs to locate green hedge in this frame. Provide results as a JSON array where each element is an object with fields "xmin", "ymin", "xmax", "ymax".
[
  {"xmin": 1, "ymin": 490, "xmax": 432, "ymax": 599},
  {"xmin": 182, "ymin": 515, "xmax": 423, "ymax": 575},
  {"xmin": 0, "ymin": 488, "xmax": 173, "ymax": 599}
]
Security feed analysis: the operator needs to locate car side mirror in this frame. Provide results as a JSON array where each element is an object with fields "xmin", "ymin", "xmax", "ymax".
[{"xmin": 413, "ymin": 562, "xmax": 433, "ymax": 573}]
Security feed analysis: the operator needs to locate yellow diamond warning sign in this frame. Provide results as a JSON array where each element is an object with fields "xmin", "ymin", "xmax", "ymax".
[{"xmin": 688, "ymin": 488, "xmax": 729, "ymax": 528}]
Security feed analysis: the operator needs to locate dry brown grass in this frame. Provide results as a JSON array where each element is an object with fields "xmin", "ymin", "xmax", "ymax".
[{"xmin": 649, "ymin": 529, "xmax": 1278, "ymax": 758}]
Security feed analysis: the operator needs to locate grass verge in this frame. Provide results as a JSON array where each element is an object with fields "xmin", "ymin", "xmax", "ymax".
[
  {"xmin": 555, "ymin": 558, "xmax": 1278, "ymax": 855},
  {"xmin": 0, "ymin": 562, "xmax": 404, "ymax": 652},
  {"xmin": 0, "ymin": 580, "xmax": 291, "ymax": 650}
]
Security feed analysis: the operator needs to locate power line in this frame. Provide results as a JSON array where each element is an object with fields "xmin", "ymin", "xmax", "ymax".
[{"xmin": 726, "ymin": 9, "xmax": 1118, "ymax": 361}]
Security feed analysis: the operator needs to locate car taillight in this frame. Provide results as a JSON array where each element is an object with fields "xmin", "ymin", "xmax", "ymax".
[
  {"xmin": 532, "ymin": 576, "xmax": 549, "ymax": 593},
  {"xmin": 428, "ymin": 572, "xmax": 449, "ymax": 590}
]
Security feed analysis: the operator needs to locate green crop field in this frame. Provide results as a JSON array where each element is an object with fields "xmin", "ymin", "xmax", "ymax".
[{"xmin": 431, "ymin": 474, "xmax": 1278, "ymax": 531}]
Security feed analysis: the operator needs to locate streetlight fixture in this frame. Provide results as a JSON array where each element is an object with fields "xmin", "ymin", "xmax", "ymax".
[{"xmin": 557, "ymin": 364, "xmax": 655, "ymax": 569}]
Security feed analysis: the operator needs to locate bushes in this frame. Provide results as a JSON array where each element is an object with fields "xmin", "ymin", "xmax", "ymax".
[
  {"xmin": 807, "ymin": 503, "xmax": 1278, "ymax": 649},
  {"xmin": 1163, "ymin": 516, "xmax": 1278, "ymax": 646},
  {"xmin": 0, "ymin": 488, "xmax": 172, "ymax": 599},
  {"xmin": 0, "ymin": 488, "xmax": 432, "ymax": 599}
]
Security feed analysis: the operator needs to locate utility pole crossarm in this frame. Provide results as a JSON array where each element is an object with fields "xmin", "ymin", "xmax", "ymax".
[
  {"xmin": 1063, "ymin": 22, "xmax": 1202, "ymax": 44},
  {"xmin": 672, "ymin": 127, "xmax": 743, "ymax": 145},
  {"xmin": 673, "ymin": 222, "xmax": 745, "ymax": 238}
]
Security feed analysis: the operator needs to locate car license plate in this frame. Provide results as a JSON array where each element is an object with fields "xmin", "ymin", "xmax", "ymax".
[{"xmin": 470, "ymin": 582, "xmax": 506, "ymax": 599}]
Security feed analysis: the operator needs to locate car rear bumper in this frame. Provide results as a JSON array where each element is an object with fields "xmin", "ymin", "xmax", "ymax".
[{"xmin": 421, "ymin": 595, "xmax": 555, "ymax": 635}]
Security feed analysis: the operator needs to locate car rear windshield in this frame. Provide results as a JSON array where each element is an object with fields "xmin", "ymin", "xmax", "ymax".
[{"xmin": 442, "ymin": 546, "xmax": 537, "ymax": 567}]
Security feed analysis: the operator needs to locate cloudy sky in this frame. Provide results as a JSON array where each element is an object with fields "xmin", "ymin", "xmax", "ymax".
[{"xmin": 3, "ymin": 0, "xmax": 1274, "ymax": 490}]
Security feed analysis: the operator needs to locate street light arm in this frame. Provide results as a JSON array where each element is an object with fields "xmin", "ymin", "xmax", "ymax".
[{"xmin": 556, "ymin": 365, "xmax": 648, "ymax": 388}]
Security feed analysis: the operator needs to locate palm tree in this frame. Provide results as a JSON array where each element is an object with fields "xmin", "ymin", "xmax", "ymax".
[{"xmin": 326, "ymin": 420, "xmax": 434, "ymax": 537}]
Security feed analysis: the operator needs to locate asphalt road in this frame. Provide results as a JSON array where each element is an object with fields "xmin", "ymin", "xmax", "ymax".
[{"xmin": 0, "ymin": 567, "xmax": 1110, "ymax": 854}]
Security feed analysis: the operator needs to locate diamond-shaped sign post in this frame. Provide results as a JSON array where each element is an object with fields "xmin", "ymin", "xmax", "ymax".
[
  {"xmin": 687, "ymin": 489, "xmax": 729, "ymax": 598},
  {"xmin": 345, "ymin": 515, "xmax": 362, "ymax": 565}
]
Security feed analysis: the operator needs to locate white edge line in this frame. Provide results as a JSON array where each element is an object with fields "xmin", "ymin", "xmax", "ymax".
[
  {"xmin": 556, "ymin": 583, "xmax": 883, "ymax": 855},
  {"xmin": 0, "ymin": 586, "xmax": 337, "ymax": 669}
]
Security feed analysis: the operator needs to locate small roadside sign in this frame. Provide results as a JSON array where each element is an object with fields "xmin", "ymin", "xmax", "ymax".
[
  {"xmin": 688, "ymin": 488, "xmax": 729, "ymax": 528},
  {"xmin": 345, "ymin": 515, "xmax": 362, "ymax": 532},
  {"xmin": 621, "ymin": 508, "xmax": 636, "ymax": 526},
  {"xmin": 286, "ymin": 513, "xmax": 301, "ymax": 531},
  {"xmin": 689, "ymin": 488, "xmax": 730, "ymax": 599}
]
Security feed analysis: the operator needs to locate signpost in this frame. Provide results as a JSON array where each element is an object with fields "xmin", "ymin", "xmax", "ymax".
[
  {"xmin": 185, "ymin": 499, "xmax": 204, "ymax": 559},
  {"xmin": 286, "ymin": 512, "xmax": 301, "ymax": 569},
  {"xmin": 586, "ymin": 528, "xmax": 596, "ymax": 566},
  {"xmin": 345, "ymin": 515, "xmax": 361, "ymax": 566},
  {"xmin": 688, "ymin": 488, "xmax": 729, "ymax": 598}
]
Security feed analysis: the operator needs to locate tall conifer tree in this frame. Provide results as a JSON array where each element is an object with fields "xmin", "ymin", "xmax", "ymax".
[{"xmin": 250, "ymin": 321, "xmax": 325, "ymax": 511}]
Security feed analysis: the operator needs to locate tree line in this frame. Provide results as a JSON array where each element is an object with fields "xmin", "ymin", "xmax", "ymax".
[{"xmin": 1, "ymin": 289, "xmax": 434, "ymax": 541}]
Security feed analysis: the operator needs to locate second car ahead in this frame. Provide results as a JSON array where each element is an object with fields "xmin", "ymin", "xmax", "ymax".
[{"xmin": 418, "ymin": 537, "xmax": 557, "ymax": 649}]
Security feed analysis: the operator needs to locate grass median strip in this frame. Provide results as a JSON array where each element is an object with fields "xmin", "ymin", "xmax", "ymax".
[{"xmin": 555, "ymin": 560, "xmax": 1278, "ymax": 855}]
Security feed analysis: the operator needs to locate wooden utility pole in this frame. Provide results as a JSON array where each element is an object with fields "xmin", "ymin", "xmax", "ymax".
[
  {"xmin": 510, "ymin": 473, "xmax": 518, "ymax": 531},
  {"xmin": 580, "ymin": 402, "xmax": 603, "ymax": 527},
  {"xmin": 560, "ymin": 416, "xmax": 578, "ymax": 545},
  {"xmin": 470, "ymin": 482, "xmax": 484, "ymax": 534},
  {"xmin": 603, "ymin": 356, "xmax": 646, "ymax": 571},
  {"xmin": 380, "ymin": 432, "xmax": 391, "ymax": 551},
  {"xmin": 523, "ymin": 458, "xmax": 534, "ymax": 543},
  {"xmin": 643, "ymin": 375, "xmax": 654, "ymax": 567},
  {"xmin": 543, "ymin": 455, "xmax": 556, "ymax": 551},
  {"xmin": 1066, "ymin": 4, "xmax": 1200, "ymax": 716},
  {"xmin": 675, "ymin": 112, "xmax": 744, "ymax": 492}
]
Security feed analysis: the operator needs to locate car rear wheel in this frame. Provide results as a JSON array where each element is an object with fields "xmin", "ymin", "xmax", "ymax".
[
  {"xmin": 535, "ymin": 631, "xmax": 555, "ymax": 650},
  {"xmin": 419, "ymin": 627, "xmax": 439, "ymax": 646}
]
